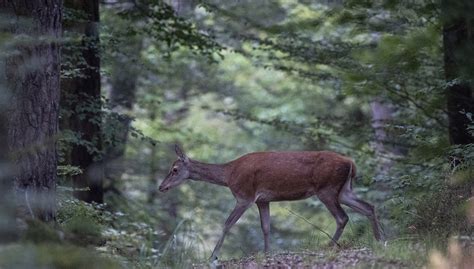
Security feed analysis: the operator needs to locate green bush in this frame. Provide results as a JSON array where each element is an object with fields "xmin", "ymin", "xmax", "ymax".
[
  {"xmin": 57, "ymin": 198, "xmax": 103, "ymax": 225},
  {"xmin": 410, "ymin": 184, "xmax": 472, "ymax": 237},
  {"xmin": 57, "ymin": 198, "xmax": 106, "ymax": 246},
  {"xmin": 63, "ymin": 215, "xmax": 105, "ymax": 246},
  {"xmin": 23, "ymin": 219, "xmax": 61, "ymax": 244}
]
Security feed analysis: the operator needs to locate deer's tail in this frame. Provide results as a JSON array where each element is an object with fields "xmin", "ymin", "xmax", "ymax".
[{"xmin": 345, "ymin": 161, "xmax": 357, "ymax": 191}]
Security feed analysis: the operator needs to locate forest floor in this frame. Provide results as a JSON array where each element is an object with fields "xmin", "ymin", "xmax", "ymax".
[
  {"xmin": 192, "ymin": 247, "xmax": 415, "ymax": 269},
  {"xmin": 4, "ymin": 194, "xmax": 472, "ymax": 269},
  {"xmin": 190, "ymin": 238, "xmax": 474, "ymax": 269}
]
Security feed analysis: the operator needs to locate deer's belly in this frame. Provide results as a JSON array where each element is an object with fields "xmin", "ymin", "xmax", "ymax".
[{"xmin": 255, "ymin": 189, "xmax": 315, "ymax": 202}]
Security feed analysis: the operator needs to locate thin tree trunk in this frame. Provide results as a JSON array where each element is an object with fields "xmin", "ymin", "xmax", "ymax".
[
  {"xmin": 147, "ymin": 122, "xmax": 158, "ymax": 203},
  {"xmin": 103, "ymin": 40, "xmax": 142, "ymax": 193},
  {"xmin": 1, "ymin": 0, "xmax": 62, "ymax": 222},
  {"xmin": 61, "ymin": 0, "xmax": 103, "ymax": 203},
  {"xmin": 369, "ymin": 97, "xmax": 405, "ymax": 208},
  {"xmin": 370, "ymin": 98, "xmax": 403, "ymax": 177}
]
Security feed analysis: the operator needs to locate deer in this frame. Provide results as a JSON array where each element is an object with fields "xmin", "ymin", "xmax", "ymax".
[{"xmin": 159, "ymin": 145, "xmax": 384, "ymax": 261}]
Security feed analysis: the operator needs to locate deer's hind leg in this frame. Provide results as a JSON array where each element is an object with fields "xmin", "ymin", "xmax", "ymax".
[
  {"xmin": 339, "ymin": 180, "xmax": 384, "ymax": 241},
  {"xmin": 318, "ymin": 191, "xmax": 349, "ymax": 244}
]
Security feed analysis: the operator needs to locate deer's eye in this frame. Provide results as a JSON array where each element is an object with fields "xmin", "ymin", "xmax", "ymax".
[{"xmin": 172, "ymin": 168, "xmax": 178, "ymax": 173}]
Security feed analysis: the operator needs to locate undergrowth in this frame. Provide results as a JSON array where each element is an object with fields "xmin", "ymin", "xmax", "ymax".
[{"xmin": 1, "ymin": 177, "xmax": 472, "ymax": 269}]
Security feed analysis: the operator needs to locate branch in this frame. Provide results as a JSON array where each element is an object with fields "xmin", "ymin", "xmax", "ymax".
[{"xmin": 284, "ymin": 207, "xmax": 341, "ymax": 247}]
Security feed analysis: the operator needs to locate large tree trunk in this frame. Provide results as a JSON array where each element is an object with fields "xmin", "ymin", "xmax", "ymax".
[
  {"xmin": 442, "ymin": 1, "xmax": 474, "ymax": 209},
  {"xmin": 61, "ymin": 0, "xmax": 103, "ymax": 203},
  {"xmin": 442, "ymin": 1, "xmax": 474, "ymax": 146},
  {"xmin": 1, "ymin": 1, "xmax": 62, "ymax": 222}
]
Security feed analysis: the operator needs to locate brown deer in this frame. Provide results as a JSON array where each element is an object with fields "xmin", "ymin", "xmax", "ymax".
[{"xmin": 159, "ymin": 145, "xmax": 384, "ymax": 261}]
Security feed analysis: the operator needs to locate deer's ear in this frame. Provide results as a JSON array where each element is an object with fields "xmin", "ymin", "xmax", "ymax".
[{"xmin": 175, "ymin": 144, "xmax": 188, "ymax": 161}]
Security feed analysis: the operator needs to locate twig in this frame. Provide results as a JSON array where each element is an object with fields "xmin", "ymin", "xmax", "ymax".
[
  {"xmin": 25, "ymin": 187, "xmax": 35, "ymax": 219},
  {"xmin": 284, "ymin": 207, "xmax": 340, "ymax": 248}
]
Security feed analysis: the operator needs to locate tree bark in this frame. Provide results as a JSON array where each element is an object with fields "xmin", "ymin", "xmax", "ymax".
[
  {"xmin": 1, "ymin": 0, "xmax": 62, "ymax": 222},
  {"xmin": 61, "ymin": 0, "xmax": 103, "ymax": 203},
  {"xmin": 0, "ymin": 74, "xmax": 17, "ymax": 240},
  {"xmin": 442, "ymin": 1, "xmax": 474, "ymax": 146}
]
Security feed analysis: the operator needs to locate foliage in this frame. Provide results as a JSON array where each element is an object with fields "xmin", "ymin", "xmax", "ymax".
[
  {"xmin": 110, "ymin": 0, "xmax": 222, "ymax": 59},
  {"xmin": 23, "ymin": 220, "xmax": 61, "ymax": 244},
  {"xmin": 410, "ymin": 184, "xmax": 472, "ymax": 237},
  {"xmin": 57, "ymin": 197, "xmax": 105, "ymax": 246},
  {"xmin": 0, "ymin": 243, "xmax": 121, "ymax": 269}
]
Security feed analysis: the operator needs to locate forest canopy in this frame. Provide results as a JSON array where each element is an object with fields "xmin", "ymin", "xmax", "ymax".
[{"xmin": 0, "ymin": 0, "xmax": 473, "ymax": 268}]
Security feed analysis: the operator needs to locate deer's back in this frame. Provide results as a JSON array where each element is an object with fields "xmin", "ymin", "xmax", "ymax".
[{"xmin": 226, "ymin": 151, "xmax": 355, "ymax": 202}]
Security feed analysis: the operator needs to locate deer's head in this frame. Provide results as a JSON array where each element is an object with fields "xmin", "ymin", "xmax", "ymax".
[{"xmin": 159, "ymin": 145, "xmax": 190, "ymax": 192}]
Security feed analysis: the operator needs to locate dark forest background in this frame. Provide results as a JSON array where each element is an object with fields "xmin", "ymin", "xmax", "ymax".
[{"xmin": 0, "ymin": 0, "xmax": 473, "ymax": 268}]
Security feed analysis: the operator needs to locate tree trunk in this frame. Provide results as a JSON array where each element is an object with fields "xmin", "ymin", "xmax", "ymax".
[
  {"xmin": 1, "ymin": 0, "xmax": 62, "ymax": 222},
  {"xmin": 370, "ymin": 98, "xmax": 404, "ymax": 177},
  {"xmin": 0, "ymin": 79, "xmax": 17, "ymax": 240},
  {"xmin": 369, "ymin": 97, "xmax": 406, "ymax": 208},
  {"xmin": 147, "ymin": 123, "xmax": 159, "ymax": 203},
  {"xmin": 103, "ymin": 40, "xmax": 142, "ymax": 193},
  {"xmin": 442, "ymin": 1, "xmax": 474, "ymax": 206},
  {"xmin": 61, "ymin": 0, "xmax": 103, "ymax": 203},
  {"xmin": 170, "ymin": 0, "xmax": 198, "ymax": 16},
  {"xmin": 442, "ymin": 1, "xmax": 474, "ymax": 146}
]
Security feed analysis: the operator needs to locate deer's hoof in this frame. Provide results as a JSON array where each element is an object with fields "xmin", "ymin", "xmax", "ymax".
[
  {"xmin": 326, "ymin": 241, "xmax": 341, "ymax": 249},
  {"xmin": 208, "ymin": 256, "xmax": 220, "ymax": 268}
]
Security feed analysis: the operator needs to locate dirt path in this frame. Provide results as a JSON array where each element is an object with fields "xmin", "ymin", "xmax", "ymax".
[{"xmin": 193, "ymin": 248, "xmax": 410, "ymax": 269}]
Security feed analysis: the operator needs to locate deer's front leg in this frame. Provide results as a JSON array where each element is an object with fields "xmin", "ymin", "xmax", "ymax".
[{"xmin": 210, "ymin": 201, "xmax": 251, "ymax": 261}]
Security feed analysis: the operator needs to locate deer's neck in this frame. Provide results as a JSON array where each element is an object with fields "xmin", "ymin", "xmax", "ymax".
[{"xmin": 189, "ymin": 160, "xmax": 228, "ymax": 187}]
